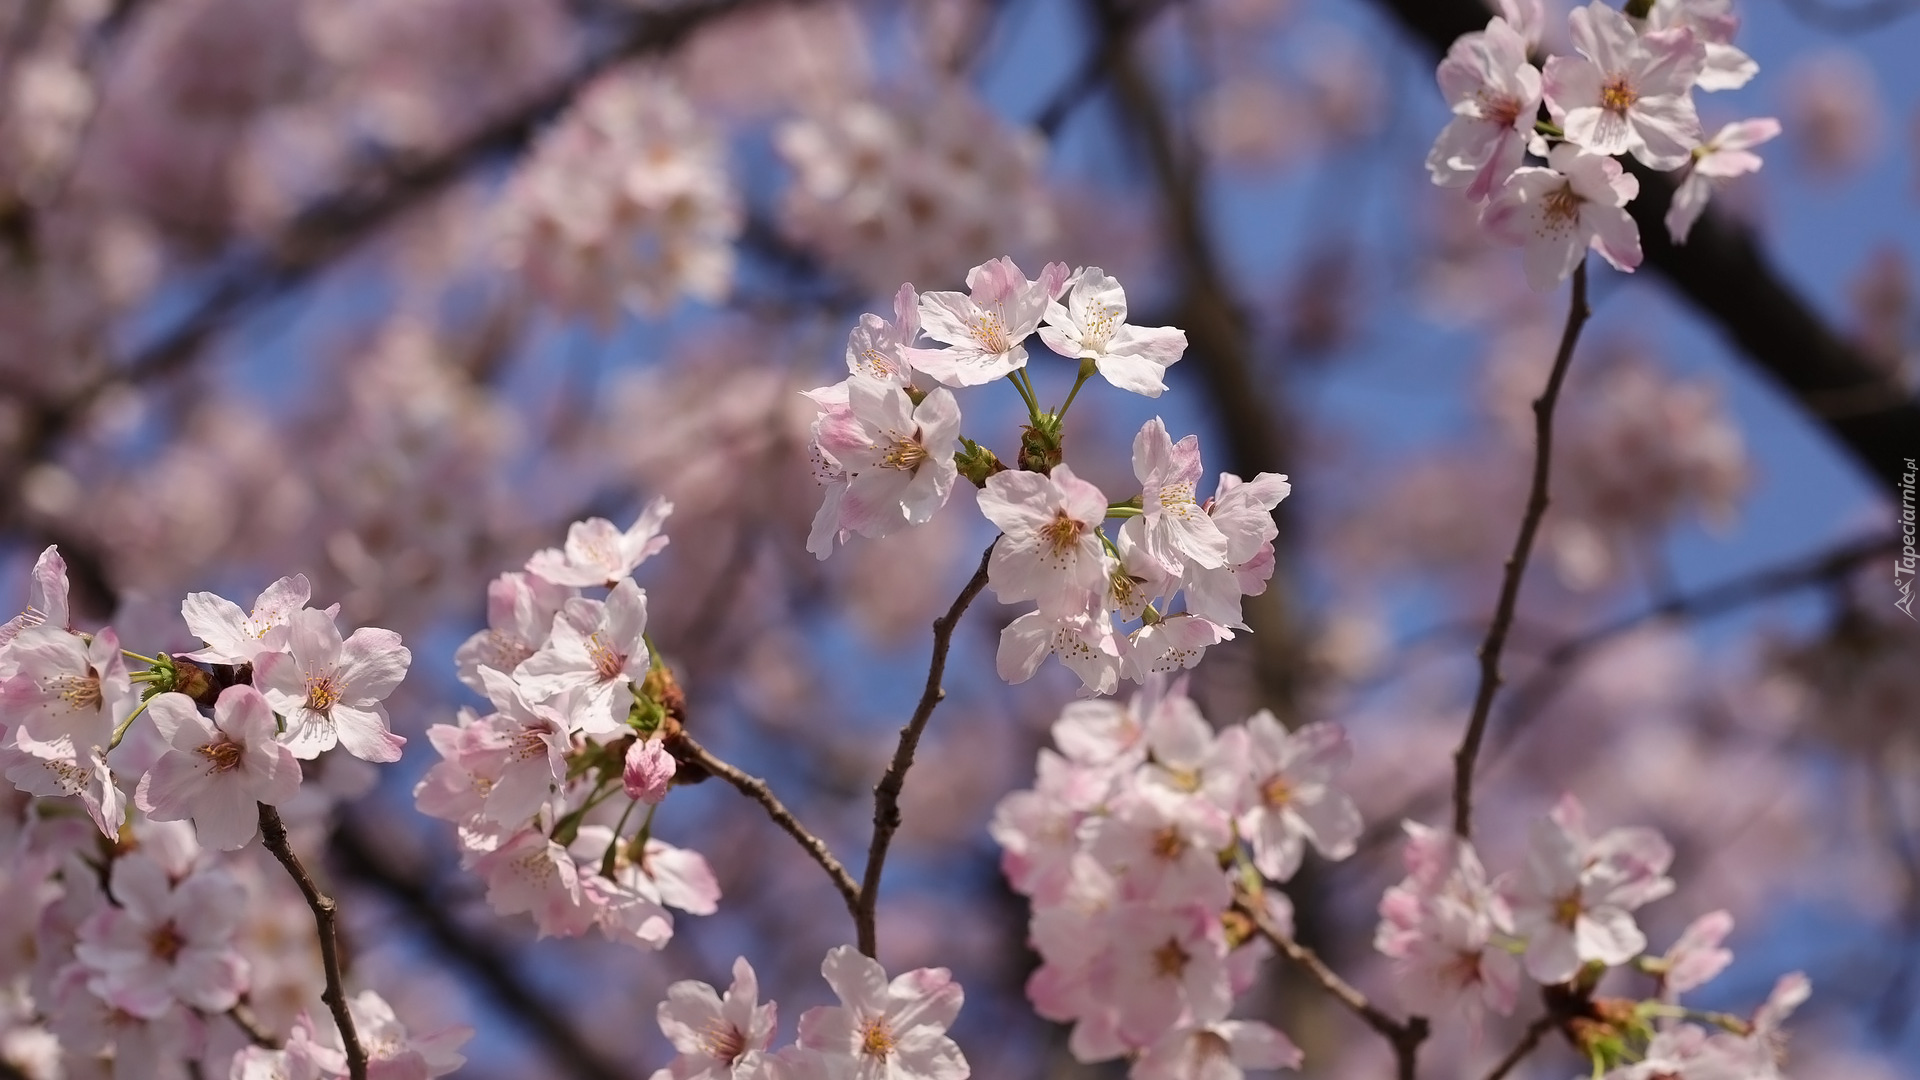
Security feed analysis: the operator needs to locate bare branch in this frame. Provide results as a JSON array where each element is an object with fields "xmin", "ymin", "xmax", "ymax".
[
  {"xmin": 257, "ymin": 804, "xmax": 367, "ymax": 1080},
  {"xmin": 328, "ymin": 818, "xmax": 633, "ymax": 1080},
  {"xmin": 1235, "ymin": 894, "xmax": 1429, "ymax": 1080},
  {"xmin": 1482, "ymin": 1014, "xmax": 1558, "ymax": 1080},
  {"xmin": 857, "ymin": 539, "xmax": 996, "ymax": 958},
  {"xmin": 227, "ymin": 1002, "xmax": 277, "ymax": 1048},
  {"xmin": 1452, "ymin": 261, "xmax": 1590, "ymax": 839},
  {"xmin": 672, "ymin": 729, "xmax": 863, "ymax": 919}
]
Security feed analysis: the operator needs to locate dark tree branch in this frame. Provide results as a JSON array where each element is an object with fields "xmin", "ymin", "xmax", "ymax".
[
  {"xmin": 673, "ymin": 729, "xmax": 863, "ymax": 919},
  {"xmin": 1779, "ymin": 0, "xmax": 1920, "ymax": 31},
  {"xmin": 1235, "ymin": 894, "xmax": 1429, "ymax": 1080},
  {"xmin": 258, "ymin": 804, "xmax": 367, "ymax": 1080},
  {"xmin": 227, "ymin": 1002, "xmax": 278, "ymax": 1048},
  {"xmin": 857, "ymin": 540, "xmax": 996, "ymax": 958},
  {"xmin": 1364, "ymin": 0, "xmax": 1920, "ymax": 496},
  {"xmin": 329, "ymin": 818, "xmax": 632, "ymax": 1080},
  {"xmin": 1453, "ymin": 261, "xmax": 1590, "ymax": 838},
  {"xmin": 1482, "ymin": 1014, "xmax": 1558, "ymax": 1080}
]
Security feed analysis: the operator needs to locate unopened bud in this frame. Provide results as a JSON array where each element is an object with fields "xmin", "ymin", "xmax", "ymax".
[{"xmin": 623, "ymin": 737, "xmax": 676, "ymax": 804}]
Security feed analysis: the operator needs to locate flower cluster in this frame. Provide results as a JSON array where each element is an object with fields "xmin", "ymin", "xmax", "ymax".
[
  {"xmin": 1429, "ymin": 0, "xmax": 1780, "ymax": 289},
  {"xmin": 0, "ymin": 550, "xmax": 464, "ymax": 1080},
  {"xmin": 499, "ymin": 66, "xmax": 741, "ymax": 321},
  {"xmin": 991, "ymin": 678, "xmax": 1361, "ymax": 1077},
  {"xmin": 1376, "ymin": 795, "xmax": 1808, "ymax": 1077},
  {"xmin": 805, "ymin": 257, "xmax": 1291, "ymax": 693},
  {"xmin": 776, "ymin": 88, "xmax": 1057, "ymax": 293},
  {"xmin": 416, "ymin": 500, "xmax": 722, "ymax": 948},
  {"xmin": 645, "ymin": 948, "xmax": 969, "ymax": 1080}
]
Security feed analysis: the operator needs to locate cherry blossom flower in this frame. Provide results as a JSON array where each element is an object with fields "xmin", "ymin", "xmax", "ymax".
[
  {"xmin": 1237, "ymin": 714, "xmax": 1361, "ymax": 883},
  {"xmin": 1505, "ymin": 795, "xmax": 1674, "ymax": 984},
  {"xmin": 652, "ymin": 957, "xmax": 779, "ymax": 1080},
  {"xmin": 1483, "ymin": 143, "xmax": 1642, "ymax": 291},
  {"xmin": 1180, "ymin": 472, "xmax": 1291, "ymax": 631},
  {"xmin": 978, "ymin": 465, "xmax": 1112, "ymax": 614},
  {"xmin": 1543, "ymin": 2, "xmax": 1706, "ymax": 171},
  {"xmin": 1133, "ymin": 419, "xmax": 1229, "ymax": 575},
  {"xmin": 179, "ymin": 574, "xmax": 322, "ymax": 666},
  {"xmin": 1087, "ymin": 783, "xmax": 1233, "ymax": 911},
  {"xmin": 1131, "ymin": 1018, "xmax": 1302, "ymax": 1080},
  {"xmin": 454, "ymin": 571, "xmax": 576, "ymax": 693},
  {"xmin": 254, "ymin": 609, "xmax": 410, "ymax": 762},
  {"xmin": 526, "ymin": 497, "xmax": 674, "ymax": 588},
  {"xmin": 796, "ymin": 945, "xmax": 969, "ymax": 1080},
  {"xmin": 1660, "ymin": 909, "xmax": 1734, "ymax": 997},
  {"xmin": 1121, "ymin": 614, "xmax": 1233, "ymax": 684},
  {"xmin": 1426, "ymin": 18, "xmax": 1543, "ymax": 201},
  {"xmin": 1665, "ymin": 117, "xmax": 1780, "ymax": 243},
  {"xmin": 1037, "ymin": 268, "xmax": 1188, "ymax": 397},
  {"xmin": 1638, "ymin": 0, "xmax": 1757, "ymax": 91},
  {"xmin": 1375, "ymin": 824, "xmax": 1518, "ymax": 1026},
  {"xmin": 839, "ymin": 284, "xmax": 922, "ymax": 390},
  {"xmin": 0, "ymin": 729, "xmax": 124, "ymax": 838},
  {"xmin": 997, "ymin": 609, "xmax": 1122, "ymax": 696},
  {"xmin": 515, "ymin": 578, "xmax": 651, "ymax": 735},
  {"xmin": 474, "ymin": 828, "xmax": 595, "ymax": 938},
  {"xmin": 345, "ymin": 989, "xmax": 472, "ymax": 1079},
  {"xmin": 0, "ymin": 545, "xmax": 70, "ymax": 647},
  {"xmin": 134, "ymin": 687, "xmax": 301, "ymax": 850},
  {"xmin": 1104, "ymin": 903, "xmax": 1232, "ymax": 1046},
  {"xmin": 464, "ymin": 668, "xmax": 572, "ymax": 826},
  {"xmin": 0, "ymin": 625, "xmax": 134, "ymax": 749},
  {"xmin": 72, "ymin": 854, "xmax": 249, "ymax": 1019},
  {"xmin": 910, "ymin": 256, "xmax": 1067, "ymax": 387},
  {"xmin": 625, "ymin": 736, "xmax": 676, "ymax": 804},
  {"xmin": 810, "ymin": 378, "xmax": 961, "ymax": 545}
]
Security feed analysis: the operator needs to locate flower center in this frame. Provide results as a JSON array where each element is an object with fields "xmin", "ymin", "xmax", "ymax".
[
  {"xmin": 879, "ymin": 436, "xmax": 928, "ymax": 472},
  {"xmin": 1542, "ymin": 184, "xmax": 1582, "ymax": 227},
  {"xmin": 1039, "ymin": 511, "xmax": 1084, "ymax": 554},
  {"xmin": 858, "ymin": 1016, "xmax": 896, "ymax": 1061},
  {"xmin": 54, "ymin": 670, "xmax": 103, "ymax": 712},
  {"xmin": 1478, "ymin": 90, "xmax": 1522, "ymax": 128},
  {"xmin": 1599, "ymin": 75, "xmax": 1638, "ymax": 114},
  {"xmin": 1152, "ymin": 937, "xmax": 1190, "ymax": 978},
  {"xmin": 148, "ymin": 922, "xmax": 186, "ymax": 964},
  {"xmin": 1261, "ymin": 775, "xmax": 1293, "ymax": 809},
  {"xmin": 197, "ymin": 737, "xmax": 245, "ymax": 773},
  {"xmin": 304, "ymin": 673, "xmax": 342, "ymax": 713},
  {"xmin": 700, "ymin": 1018, "xmax": 747, "ymax": 1064},
  {"xmin": 1082, "ymin": 303, "xmax": 1119, "ymax": 350},
  {"xmin": 1553, "ymin": 893, "xmax": 1582, "ymax": 929},
  {"xmin": 588, "ymin": 633, "xmax": 625, "ymax": 681},
  {"xmin": 1157, "ymin": 481, "xmax": 1198, "ymax": 516},
  {"xmin": 969, "ymin": 310, "xmax": 1010, "ymax": 354},
  {"xmin": 1150, "ymin": 825, "xmax": 1187, "ymax": 861}
]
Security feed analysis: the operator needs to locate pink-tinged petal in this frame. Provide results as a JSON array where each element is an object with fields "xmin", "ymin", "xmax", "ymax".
[
  {"xmin": 996, "ymin": 613, "xmax": 1053, "ymax": 685},
  {"xmin": 180, "ymin": 592, "xmax": 251, "ymax": 661},
  {"xmin": 1665, "ymin": 170, "xmax": 1713, "ymax": 243},
  {"xmin": 820, "ymin": 945, "xmax": 890, "ymax": 1015},
  {"xmin": 645, "ymin": 842, "xmax": 721, "ymax": 914},
  {"xmin": 1586, "ymin": 205, "xmax": 1644, "ymax": 274},
  {"xmin": 1523, "ymin": 923, "xmax": 1581, "ymax": 985},
  {"xmin": 134, "ymin": 753, "xmax": 214, "ymax": 818},
  {"xmin": 1575, "ymin": 905, "xmax": 1646, "ymax": 967},
  {"xmin": 171, "ymin": 948, "xmax": 248, "ymax": 1012},
  {"xmin": 1221, "ymin": 1020, "xmax": 1303, "ymax": 1070},
  {"xmin": 885, "ymin": 965, "xmax": 963, "ymax": 1032},
  {"xmin": 1665, "ymin": 910, "xmax": 1734, "ymax": 994},
  {"xmin": 657, "ymin": 980, "xmax": 727, "ymax": 1055},
  {"xmin": 191, "ymin": 782, "xmax": 260, "ymax": 850},
  {"xmin": 964, "ymin": 256, "xmax": 1025, "ymax": 306},
  {"xmin": 1541, "ymin": 55, "xmax": 1601, "ymax": 126},
  {"xmin": 1634, "ymin": 27, "xmax": 1707, "ymax": 99},
  {"xmin": 109, "ymin": 855, "xmax": 173, "ymax": 922},
  {"xmin": 808, "ymin": 482, "xmax": 848, "ymax": 560},
  {"xmin": 915, "ymin": 291, "xmax": 986, "ymax": 348},
  {"xmin": 330, "ymin": 704, "xmax": 406, "ymax": 763},
  {"xmin": 334, "ymin": 628, "xmax": 410, "ymax": 703},
  {"xmin": 796, "ymin": 1005, "xmax": 857, "ymax": 1055},
  {"xmin": 145, "ymin": 692, "xmax": 214, "ymax": 751},
  {"xmin": 1627, "ymin": 93, "xmax": 1702, "ymax": 171},
  {"xmin": 892, "ymin": 282, "xmax": 920, "ymax": 340},
  {"xmin": 288, "ymin": 608, "xmax": 344, "ymax": 672}
]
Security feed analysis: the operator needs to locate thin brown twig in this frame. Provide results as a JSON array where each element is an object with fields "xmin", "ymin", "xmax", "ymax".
[
  {"xmin": 672, "ymin": 729, "xmax": 862, "ymax": 919},
  {"xmin": 258, "ymin": 804, "xmax": 367, "ymax": 1080},
  {"xmin": 1482, "ymin": 1014, "xmax": 1558, "ymax": 1080},
  {"xmin": 1235, "ymin": 895, "xmax": 1429, "ymax": 1080},
  {"xmin": 856, "ymin": 539, "xmax": 997, "ymax": 958},
  {"xmin": 1451, "ymin": 260, "xmax": 1591, "ymax": 838},
  {"xmin": 227, "ymin": 1002, "xmax": 277, "ymax": 1048}
]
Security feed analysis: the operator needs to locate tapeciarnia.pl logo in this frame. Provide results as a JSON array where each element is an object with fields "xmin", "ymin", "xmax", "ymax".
[{"xmin": 1899, "ymin": 457, "xmax": 1917, "ymax": 620}]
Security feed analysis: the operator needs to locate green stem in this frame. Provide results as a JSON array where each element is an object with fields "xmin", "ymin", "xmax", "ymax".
[
  {"xmin": 600, "ymin": 798, "xmax": 641, "ymax": 879},
  {"xmin": 1007, "ymin": 370, "xmax": 1042, "ymax": 423},
  {"xmin": 108, "ymin": 697, "xmax": 154, "ymax": 751},
  {"xmin": 1106, "ymin": 506, "xmax": 1143, "ymax": 519},
  {"xmin": 1056, "ymin": 367, "xmax": 1093, "ymax": 420},
  {"xmin": 120, "ymin": 649, "xmax": 162, "ymax": 666}
]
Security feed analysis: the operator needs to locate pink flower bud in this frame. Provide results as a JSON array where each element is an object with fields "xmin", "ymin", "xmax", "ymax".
[{"xmin": 623, "ymin": 737, "xmax": 676, "ymax": 804}]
